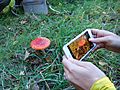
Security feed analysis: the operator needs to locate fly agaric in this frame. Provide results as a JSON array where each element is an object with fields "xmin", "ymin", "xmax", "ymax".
[
  {"xmin": 31, "ymin": 37, "xmax": 51, "ymax": 51},
  {"xmin": 78, "ymin": 39, "xmax": 86, "ymax": 47}
]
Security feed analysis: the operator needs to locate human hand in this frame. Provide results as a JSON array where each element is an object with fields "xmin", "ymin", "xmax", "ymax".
[
  {"xmin": 62, "ymin": 56, "xmax": 105, "ymax": 90},
  {"xmin": 89, "ymin": 29, "xmax": 120, "ymax": 53}
]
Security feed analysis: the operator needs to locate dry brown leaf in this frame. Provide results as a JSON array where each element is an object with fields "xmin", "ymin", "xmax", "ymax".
[{"xmin": 99, "ymin": 61, "xmax": 108, "ymax": 66}]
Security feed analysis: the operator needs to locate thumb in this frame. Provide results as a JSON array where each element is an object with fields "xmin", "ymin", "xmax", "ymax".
[{"xmin": 89, "ymin": 37, "xmax": 108, "ymax": 43}]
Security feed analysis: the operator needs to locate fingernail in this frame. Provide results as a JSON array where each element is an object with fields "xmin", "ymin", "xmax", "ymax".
[{"xmin": 89, "ymin": 38, "xmax": 94, "ymax": 41}]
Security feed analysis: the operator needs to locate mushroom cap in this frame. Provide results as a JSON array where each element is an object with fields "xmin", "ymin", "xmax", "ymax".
[
  {"xmin": 78, "ymin": 39, "xmax": 86, "ymax": 47},
  {"xmin": 31, "ymin": 37, "xmax": 51, "ymax": 50}
]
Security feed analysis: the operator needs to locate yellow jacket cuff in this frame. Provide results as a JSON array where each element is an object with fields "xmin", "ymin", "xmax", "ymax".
[{"xmin": 90, "ymin": 77, "xmax": 116, "ymax": 90}]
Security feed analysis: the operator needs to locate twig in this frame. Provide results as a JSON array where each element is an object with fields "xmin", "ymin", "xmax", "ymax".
[
  {"xmin": 40, "ymin": 54, "xmax": 59, "ymax": 73},
  {"xmin": 47, "ymin": 1, "xmax": 61, "ymax": 14},
  {"xmin": 40, "ymin": 72, "xmax": 50, "ymax": 90},
  {"xmin": 49, "ymin": 5, "xmax": 61, "ymax": 14}
]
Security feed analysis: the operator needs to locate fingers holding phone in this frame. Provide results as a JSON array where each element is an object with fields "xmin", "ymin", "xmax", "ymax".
[
  {"xmin": 62, "ymin": 56, "xmax": 106, "ymax": 90},
  {"xmin": 89, "ymin": 29, "xmax": 120, "ymax": 53},
  {"xmin": 62, "ymin": 29, "xmax": 118, "ymax": 90}
]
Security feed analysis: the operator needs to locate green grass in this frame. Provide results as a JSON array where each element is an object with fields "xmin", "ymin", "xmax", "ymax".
[{"xmin": 0, "ymin": 0, "xmax": 120, "ymax": 89}]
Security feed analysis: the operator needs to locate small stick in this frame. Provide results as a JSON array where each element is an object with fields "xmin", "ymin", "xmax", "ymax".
[{"xmin": 40, "ymin": 72, "xmax": 50, "ymax": 90}]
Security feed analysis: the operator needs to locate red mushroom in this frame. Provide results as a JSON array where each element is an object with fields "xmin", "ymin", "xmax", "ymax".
[
  {"xmin": 30, "ymin": 37, "xmax": 51, "ymax": 62},
  {"xmin": 78, "ymin": 39, "xmax": 86, "ymax": 47},
  {"xmin": 31, "ymin": 37, "xmax": 50, "ymax": 50}
]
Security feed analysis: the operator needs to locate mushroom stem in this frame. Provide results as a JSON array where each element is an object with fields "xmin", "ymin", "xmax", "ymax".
[
  {"xmin": 35, "ymin": 50, "xmax": 46, "ymax": 56},
  {"xmin": 41, "ymin": 50, "xmax": 46, "ymax": 55}
]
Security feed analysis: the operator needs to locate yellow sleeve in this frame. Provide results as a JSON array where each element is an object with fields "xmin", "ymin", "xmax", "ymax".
[{"xmin": 90, "ymin": 77, "xmax": 116, "ymax": 90}]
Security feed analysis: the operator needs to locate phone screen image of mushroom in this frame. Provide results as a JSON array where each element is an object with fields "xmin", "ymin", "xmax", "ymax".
[{"xmin": 68, "ymin": 32, "xmax": 94, "ymax": 60}]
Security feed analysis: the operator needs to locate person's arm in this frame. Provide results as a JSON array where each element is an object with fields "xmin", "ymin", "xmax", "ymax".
[
  {"xmin": 62, "ymin": 56, "xmax": 116, "ymax": 90},
  {"xmin": 89, "ymin": 29, "xmax": 120, "ymax": 53}
]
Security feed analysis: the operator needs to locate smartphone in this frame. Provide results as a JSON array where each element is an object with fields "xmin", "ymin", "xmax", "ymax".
[{"xmin": 63, "ymin": 29, "xmax": 96, "ymax": 61}]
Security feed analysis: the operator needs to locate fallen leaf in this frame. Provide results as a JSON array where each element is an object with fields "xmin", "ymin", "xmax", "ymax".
[
  {"xmin": 20, "ymin": 20, "xmax": 27, "ymax": 24},
  {"xmin": 45, "ymin": 55, "xmax": 51, "ymax": 62},
  {"xmin": 24, "ymin": 50, "xmax": 30, "ymax": 60},
  {"xmin": 99, "ymin": 61, "xmax": 108, "ymax": 66}
]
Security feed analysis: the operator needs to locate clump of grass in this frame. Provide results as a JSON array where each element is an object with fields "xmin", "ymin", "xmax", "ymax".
[{"xmin": 0, "ymin": 0, "xmax": 120, "ymax": 89}]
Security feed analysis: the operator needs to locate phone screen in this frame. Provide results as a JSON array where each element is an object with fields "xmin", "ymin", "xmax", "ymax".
[{"xmin": 67, "ymin": 31, "xmax": 94, "ymax": 60}]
